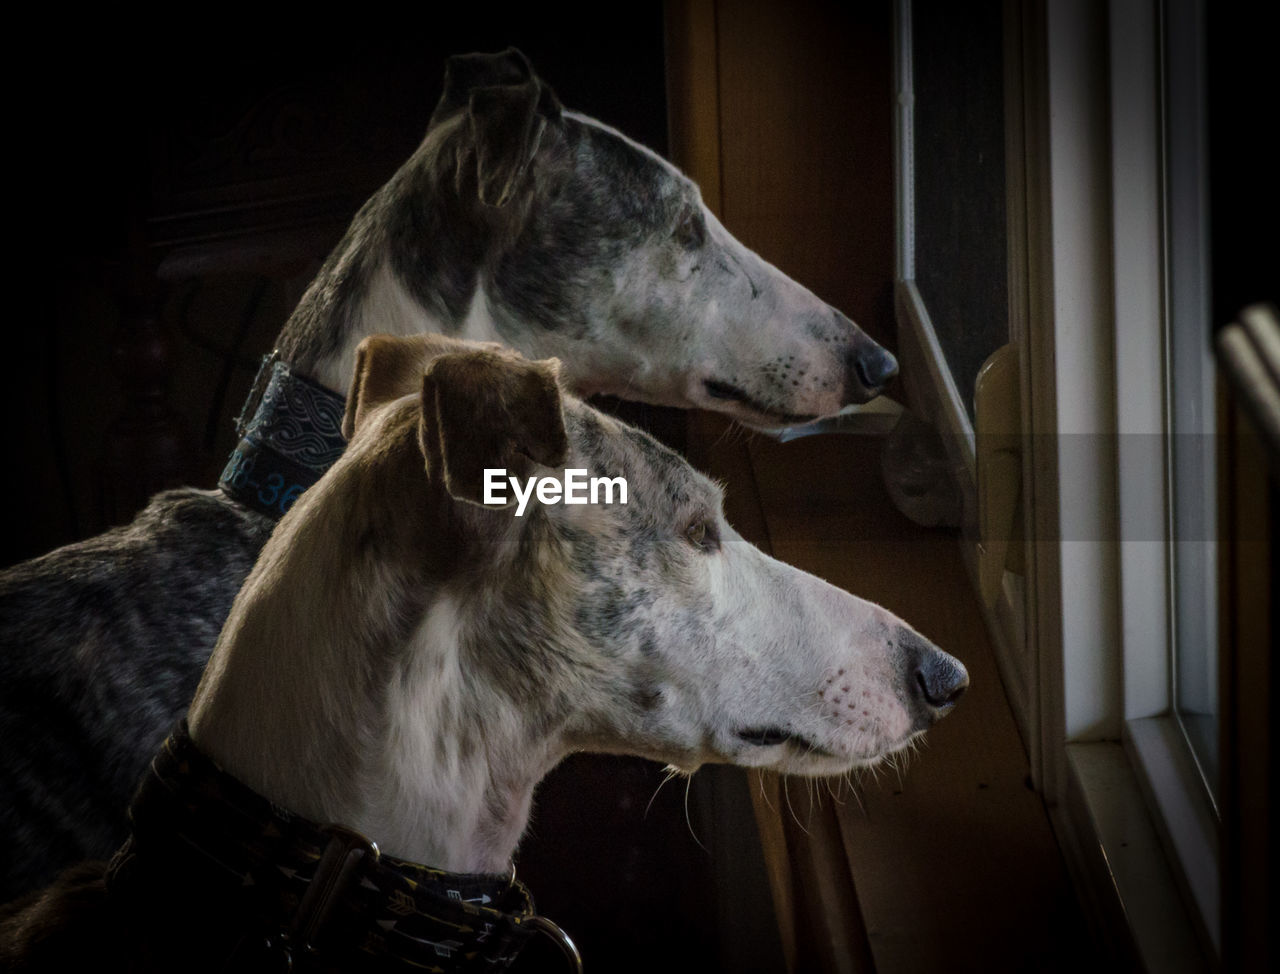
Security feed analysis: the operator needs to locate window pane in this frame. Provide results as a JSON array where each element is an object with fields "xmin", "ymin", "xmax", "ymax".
[
  {"xmin": 1170, "ymin": 439, "xmax": 1217, "ymax": 808},
  {"xmin": 1164, "ymin": 0, "xmax": 1218, "ymax": 809},
  {"xmin": 911, "ymin": 0, "xmax": 1008, "ymax": 420}
]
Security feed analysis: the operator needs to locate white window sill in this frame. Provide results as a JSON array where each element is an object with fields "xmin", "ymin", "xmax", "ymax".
[{"xmin": 1065, "ymin": 739, "xmax": 1215, "ymax": 972}]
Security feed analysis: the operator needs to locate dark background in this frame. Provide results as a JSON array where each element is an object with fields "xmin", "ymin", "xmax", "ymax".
[{"xmin": 1206, "ymin": 3, "xmax": 1279, "ymax": 332}]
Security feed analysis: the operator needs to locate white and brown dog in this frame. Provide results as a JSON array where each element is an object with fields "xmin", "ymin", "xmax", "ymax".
[{"xmin": 1, "ymin": 334, "xmax": 962, "ymax": 971}]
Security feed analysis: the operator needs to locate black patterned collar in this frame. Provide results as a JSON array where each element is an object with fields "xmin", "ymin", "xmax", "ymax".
[
  {"xmin": 106, "ymin": 722, "xmax": 580, "ymax": 972},
  {"xmin": 218, "ymin": 353, "xmax": 348, "ymax": 520}
]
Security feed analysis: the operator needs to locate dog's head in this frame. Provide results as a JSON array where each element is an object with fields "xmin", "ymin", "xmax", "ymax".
[
  {"xmin": 425, "ymin": 49, "xmax": 897, "ymax": 429},
  {"xmin": 345, "ymin": 333, "xmax": 966, "ymax": 777}
]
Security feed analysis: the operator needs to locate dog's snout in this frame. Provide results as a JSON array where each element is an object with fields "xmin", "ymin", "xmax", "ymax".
[{"xmin": 904, "ymin": 637, "xmax": 968, "ymax": 721}]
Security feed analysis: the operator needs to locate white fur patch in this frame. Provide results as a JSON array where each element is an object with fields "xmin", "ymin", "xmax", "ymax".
[{"xmin": 315, "ymin": 262, "xmax": 454, "ymax": 392}]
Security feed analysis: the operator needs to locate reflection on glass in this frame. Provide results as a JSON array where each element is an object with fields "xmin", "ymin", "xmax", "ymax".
[
  {"xmin": 1169, "ymin": 343, "xmax": 1218, "ymax": 807},
  {"xmin": 1165, "ymin": 0, "xmax": 1218, "ymax": 808},
  {"xmin": 1170, "ymin": 440, "xmax": 1217, "ymax": 807}
]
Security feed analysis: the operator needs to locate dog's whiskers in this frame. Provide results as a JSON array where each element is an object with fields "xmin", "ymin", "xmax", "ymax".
[
  {"xmin": 823, "ymin": 775, "xmax": 847, "ymax": 806},
  {"xmin": 756, "ymin": 769, "xmax": 777, "ymax": 815},
  {"xmin": 645, "ymin": 766, "xmax": 683, "ymax": 820},
  {"xmin": 682, "ymin": 774, "xmax": 708, "ymax": 853},
  {"xmin": 889, "ymin": 751, "xmax": 906, "ymax": 790},
  {"xmin": 781, "ymin": 776, "xmax": 810, "ymax": 835},
  {"xmin": 847, "ymin": 772, "xmax": 869, "ymax": 817}
]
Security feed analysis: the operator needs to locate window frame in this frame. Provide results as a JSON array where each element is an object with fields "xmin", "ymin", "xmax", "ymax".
[
  {"xmin": 1027, "ymin": 0, "xmax": 1218, "ymax": 966},
  {"xmin": 895, "ymin": 0, "xmax": 1221, "ymax": 967}
]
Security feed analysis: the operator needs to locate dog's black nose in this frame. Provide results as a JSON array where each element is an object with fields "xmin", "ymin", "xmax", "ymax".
[
  {"xmin": 904, "ymin": 635, "xmax": 968, "ymax": 721},
  {"xmin": 843, "ymin": 344, "xmax": 899, "ymax": 403},
  {"xmin": 854, "ymin": 345, "xmax": 899, "ymax": 391},
  {"xmin": 916, "ymin": 660, "xmax": 968, "ymax": 711}
]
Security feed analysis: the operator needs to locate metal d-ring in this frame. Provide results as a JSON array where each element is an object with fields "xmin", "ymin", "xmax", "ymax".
[{"xmin": 526, "ymin": 915, "xmax": 584, "ymax": 974}]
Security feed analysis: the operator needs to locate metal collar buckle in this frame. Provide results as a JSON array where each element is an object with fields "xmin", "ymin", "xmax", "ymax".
[
  {"xmin": 526, "ymin": 915, "xmax": 584, "ymax": 974},
  {"xmin": 266, "ymin": 824, "xmax": 380, "ymax": 970}
]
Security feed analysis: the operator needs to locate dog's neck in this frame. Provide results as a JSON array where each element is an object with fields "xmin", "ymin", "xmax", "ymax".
[
  {"xmin": 357, "ymin": 593, "xmax": 565, "ymax": 872},
  {"xmin": 189, "ymin": 405, "xmax": 565, "ymax": 874}
]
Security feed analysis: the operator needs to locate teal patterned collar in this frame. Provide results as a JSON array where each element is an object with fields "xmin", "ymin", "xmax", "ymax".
[{"xmin": 218, "ymin": 354, "xmax": 348, "ymax": 520}]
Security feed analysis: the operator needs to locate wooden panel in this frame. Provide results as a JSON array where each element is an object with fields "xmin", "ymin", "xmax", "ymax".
[
  {"xmin": 664, "ymin": 0, "xmax": 724, "ymax": 213},
  {"xmin": 714, "ymin": 0, "xmax": 896, "ymax": 351}
]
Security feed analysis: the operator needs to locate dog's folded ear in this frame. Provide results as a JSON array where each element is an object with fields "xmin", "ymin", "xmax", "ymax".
[
  {"xmin": 419, "ymin": 350, "xmax": 568, "ymax": 508},
  {"xmin": 432, "ymin": 48, "xmax": 535, "ymax": 120},
  {"xmin": 344, "ymin": 334, "xmax": 450, "ymax": 440},
  {"xmin": 432, "ymin": 48, "xmax": 562, "ymax": 208},
  {"xmin": 465, "ymin": 83, "xmax": 551, "ymax": 208}
]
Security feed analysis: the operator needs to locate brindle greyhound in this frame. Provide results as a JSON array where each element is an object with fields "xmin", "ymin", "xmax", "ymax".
[
  {"xmin": 0, "ymin": 48, "xmax": 897, "ymax": 901},
  {"xmin": 1, "ymin": 334, "xmax": 962, "ymax": 971}
]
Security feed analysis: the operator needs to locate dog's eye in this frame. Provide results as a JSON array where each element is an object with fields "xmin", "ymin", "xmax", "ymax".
[
  {"xmin": 685, "ymin": 518, "xmax": 719, "ymax": 552},
  {"xmin": 673, "ymin": 205, "xmax": 705, "ymax": 250}
]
